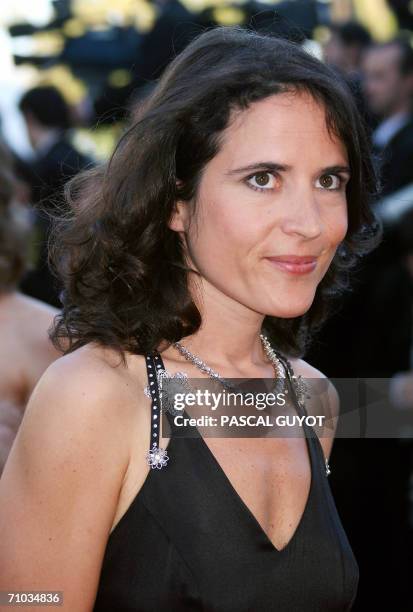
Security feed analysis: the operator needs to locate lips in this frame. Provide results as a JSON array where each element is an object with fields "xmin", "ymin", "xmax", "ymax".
[
  {"xmin": 266, "ymin": 255, "xmax": 317, "ymax": 264},
  {"xmin": 265, "ymin": 255, "xmax": 318, "ymax": 275}
]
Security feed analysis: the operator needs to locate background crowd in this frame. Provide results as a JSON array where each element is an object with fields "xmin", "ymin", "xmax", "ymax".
[{"xmin": 0, "ymin": 0, "xmax": 413, "ymax": 610}]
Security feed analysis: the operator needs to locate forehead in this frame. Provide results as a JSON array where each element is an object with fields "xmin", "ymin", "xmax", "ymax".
[{"xmin": 215, "ymin": 90, "xmax": 348, "ymax": 166}]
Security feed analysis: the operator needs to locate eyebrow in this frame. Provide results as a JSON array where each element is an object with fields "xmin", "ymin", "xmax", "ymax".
[{"xmin": 226, "ymin": 162, "xmax": 352, "ymax": 176}]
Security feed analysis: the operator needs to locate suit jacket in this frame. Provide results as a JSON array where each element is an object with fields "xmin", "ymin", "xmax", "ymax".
[
  {"xmin": 16, "ymin": 135, "xmax": 93, "ymax": 209},
  {"xmin": 373, "ymin": 116, "xmax": 413, "ymax": 198},
  {"xmin": 16, "ymin": 135, "xmax": 94, "ymax": 307}
]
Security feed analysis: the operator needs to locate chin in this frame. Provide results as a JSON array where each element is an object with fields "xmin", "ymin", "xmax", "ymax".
[
  {"xmin": 263, "ymin": 303, "xmax": 312, "ymax": 319},
  {"xmin": 260, "ymin": 292, "xmax": 315, "ymax": 318}
]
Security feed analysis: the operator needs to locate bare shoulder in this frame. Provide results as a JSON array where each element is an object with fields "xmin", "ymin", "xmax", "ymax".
[
  {"xmin": 21, "ymin": 342, "xmax": 150, "ymax": 437},
  {"xmin": 0, "ymin": 293, "xmax": 61, "ymax": 393},
  {"xmin": 27, "ymin": 344, "xmax": 120, "ymax": 410},
  {"xmin": 288, "ymin": 357, "xmax": 340, "ymax": 459},
  {"xmin": 3, "ymin": 292, "xmax": 58, "ymax": 327},
  {"xmin": 0, "ymin": 343, "xmax": 151, "ymax": 610},
  {"xmin": 16, "ymin": 291, "xmax": 59, "ymax": 316}
]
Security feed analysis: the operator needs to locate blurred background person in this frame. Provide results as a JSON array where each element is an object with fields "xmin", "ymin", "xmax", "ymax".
[
  {"xmin": 323, "ymin": 20, "xmax": 372, "ymax": 124},
  {"xmin": 15, "ymin": 85, "xmax": 94, "ymax": 307},
  {"xmin": 17, "ymin": 85, "xmax": 92, "ymax": 206},
  {"xmin": 324, "ymin": 20, "xmax": 371, "ymax": 76},
  {"xmin": 362, "ymin": 37, "xmax": 413, "ymax": 197},
  {"xmin": 389, "ymin": 207, "xmax": 413, "ymax": 410},
  {"xmin": 0, "ymin": 141, "xmax": 60, "ymax": 476}
]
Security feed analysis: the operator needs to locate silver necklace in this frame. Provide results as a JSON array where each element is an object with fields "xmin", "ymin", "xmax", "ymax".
[
  {"xmin": 172, "ymin": 334, "xmax": 285, "ymax": 396},
  {"xmin": 169, "ymin": 337, "xmax": 329, "ymax": 476}
]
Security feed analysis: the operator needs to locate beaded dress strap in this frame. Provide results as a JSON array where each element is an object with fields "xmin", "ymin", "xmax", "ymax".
[{"xmin": 144, "ymin": 352, "xmax": 170, "ymax": 470}]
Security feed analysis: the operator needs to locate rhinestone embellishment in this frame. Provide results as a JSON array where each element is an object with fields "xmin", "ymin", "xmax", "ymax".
[
  {"xmin": 146, "ymin": 442, "xmax": 169, "ymax": 469},
  {"xmin": 144, "ymin": 370, "xmax": 189, "ymax": 399},
  {"xmin": 143, "ymin": 385, "xmax": 152, "ymax": 398},
  {"xmin": 290, "ymin": 371, "xmax": 311, "ymax": 410}
]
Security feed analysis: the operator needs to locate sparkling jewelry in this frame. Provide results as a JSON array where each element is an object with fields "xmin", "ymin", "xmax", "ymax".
[
  {"xmin": 146, "ymin": 442, "xmax": 170, "ymax": 469},
  {"xmin": 172, "ymin": 334, "xmax": 312, "ymax": 413},
  {"xmin": 144, "ymin": 368, "xmax": 191, "ymax": 416},
  {"xmin": 279, "ymin": 355, "xmax": 312, "ymax": 412},
  {"xmin": 172, "ymin": 333, "xmax": 285, "ymax": 396}
]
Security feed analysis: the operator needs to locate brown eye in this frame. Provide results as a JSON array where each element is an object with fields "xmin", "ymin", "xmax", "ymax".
[
  {"xmin": 317, "ymin": 174, "xmax": 340, "ymax": 190},
  {"xmin": 255, "ymin": 173, "xmax": 270, "ymax": 186},
  {"xmin": 247, "ymin": 172, "xmax": 275, "ymax": 190},
  {"xmin": 320, "ymin": 175, "xmax": 333, "ymax": 188}
]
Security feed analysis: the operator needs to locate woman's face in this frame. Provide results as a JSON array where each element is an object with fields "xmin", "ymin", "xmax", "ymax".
[{"xmin": 171, "ymin": 89, "xmax": 350, "ymax": 319}]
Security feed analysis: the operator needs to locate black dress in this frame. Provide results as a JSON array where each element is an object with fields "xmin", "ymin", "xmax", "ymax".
[{"xmin": 93, "ymin": 349, "xmax": 359, "ymax": 611}]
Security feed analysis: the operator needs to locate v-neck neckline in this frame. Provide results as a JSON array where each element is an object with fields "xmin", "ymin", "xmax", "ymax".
[
  {"xmin": 155, "ymin": 348, "xmax": 317, "ymax": 555},
  {"xmin": 195, "ymin": 424, "xmax": 315, "ymax": 555}
]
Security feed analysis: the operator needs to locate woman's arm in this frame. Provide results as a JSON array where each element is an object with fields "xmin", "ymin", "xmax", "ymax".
[{"xmin": 0, "ymin": 349, "xmax": 139, "ymax": 611}]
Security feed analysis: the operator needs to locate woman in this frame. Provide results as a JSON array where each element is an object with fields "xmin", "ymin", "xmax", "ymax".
[
  {"xmin": 0, "ymin": 143, "xmax": 59, "ymax": 474},
  {"xmin": 0, "ymin": 27, "xmax": 380, "ymax": 611}
]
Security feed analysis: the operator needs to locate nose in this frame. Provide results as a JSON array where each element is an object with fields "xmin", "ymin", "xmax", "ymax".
[{"xmin": 278, "ymin": 183, "xmax": 324, "ymax": 240}]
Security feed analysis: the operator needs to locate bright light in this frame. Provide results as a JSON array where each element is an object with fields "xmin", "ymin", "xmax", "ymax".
[{"xmin": 0, "ymin": 0, "xmax": 53, "ymax": 27}]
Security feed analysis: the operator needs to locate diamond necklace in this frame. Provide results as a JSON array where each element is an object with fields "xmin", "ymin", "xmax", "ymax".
[
  {"xmin": 169, "ymin": 336, "xmax": 327, "ymax": 474},
  {"xmin": 172, "ymin": 333, "xmax": 285, "ymax": 396}
]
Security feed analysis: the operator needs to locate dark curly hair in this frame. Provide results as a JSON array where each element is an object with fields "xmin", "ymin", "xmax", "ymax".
[{"xmin": 50, "ymin": 26, "xmax": 382, "ymax": 360}]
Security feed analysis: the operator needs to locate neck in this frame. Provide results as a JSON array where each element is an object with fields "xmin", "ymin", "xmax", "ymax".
[{"xmin": 167, "ymin": 275, "xmax": 271, "ymax": 370}]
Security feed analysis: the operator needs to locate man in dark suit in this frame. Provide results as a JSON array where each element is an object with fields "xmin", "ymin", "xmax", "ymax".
[
  {"xmin": 362, "ymin": 37, "xmax": 413, "ymax": 197},
  {"xmin": 323, "ymin": 21, "xmax": 373, "ymax": 129},
  {"xmin": 15, "ymin": 86, "xmax": 94, "ymax": 307}
]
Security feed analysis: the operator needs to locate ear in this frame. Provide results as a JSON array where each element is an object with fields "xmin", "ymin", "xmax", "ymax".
[
  {"xmin": 169, "ymin": 179, "xmax": 191, "ymax": 232},
  {"xmin": 168, "ymin": 199, "xmax": 190, "ymax": 233}
]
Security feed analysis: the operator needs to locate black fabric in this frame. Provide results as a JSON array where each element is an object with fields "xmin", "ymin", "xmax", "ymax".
[
  {"xmin": 372, "ymin": 116, "xmax": 413, "ymax": 197},
  {"xmin": 15, "ymin": 136, "xmax": 94, "ymax": 307},
  {"xmin": 15, "ymin": 138, "xmax": 92, "ymax": 207},
  {"xmin": 93, "ymin": 350, "xmax": 359, "ymax": 611}
]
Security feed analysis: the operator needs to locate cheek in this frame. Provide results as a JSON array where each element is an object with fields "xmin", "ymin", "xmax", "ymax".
[
  {"xmin": 186, "ymin": 198, "xmax": 244, "ymax": 273},
  {"xmin": 192, "ymin": 188, "xmax": 260, "ymax": 256},
  {"xmin": 326, "ymin": 204, "xmax": 348, "ymax": 244}
]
